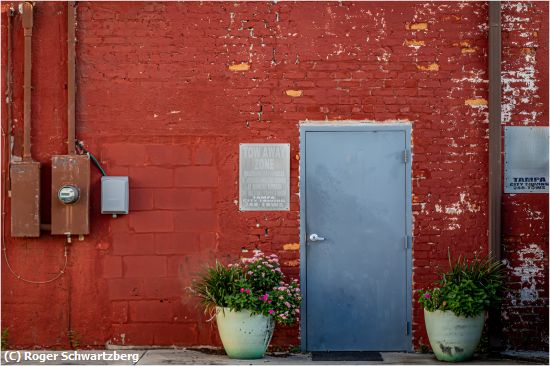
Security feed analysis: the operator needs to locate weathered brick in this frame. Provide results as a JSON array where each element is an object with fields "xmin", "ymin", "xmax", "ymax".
[
  {"xmin": 123, "ymin": 256, "xmax": 167, "ymax": 278},
  {"xmin": 129, "ymin": 189, "xmax": 154, "ymax": 211},
  {"xmin": 129, "ymin": 167, "xmax": 173, "ymax": 188},
  {"xmin": 129, "ymin": 300, "xmax": 173, "ymax": 322},
  {"xmin": 102, "ymin": 256, "xmax": 123, "ymax": 278},
  {"xmin": 112, "ymin": 233, "xmax": 155, "ymax": 255},
  {"xmin": 174, "ymin": 167, "xmax": 218, "ymax": 187},
  {"xmin": 111, "ymin": 301, "xmax": 129, "ymax": 323},
  {"xmin": 102, "ymin": 143, "xmax": 147, "ymax": 166},
  {"xmin": 154, "ymin": 232, "xmax": 201, "ymax": 254},
  {"xmin": 146, "ymin": 144, "xmax": 192, "ymax": 166},
  {"xmin": 193, "ymin": 145, "xmax": 214, "ymax": 165},
  {"xmin": 107, "ymin": 278, "xmax": 144, "ymax": 300},
  {"xmin": 173, "ymin": 211, "xmax": 218, "ymax": 231},
  {"xmin": 129, "ymin": 211, "xmax": 174, "ymax": 233}
]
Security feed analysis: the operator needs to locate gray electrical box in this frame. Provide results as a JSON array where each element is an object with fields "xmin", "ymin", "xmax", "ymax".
[{"xmin": 101, "ymin": 176, "xmax": 129, "ymax": 215}]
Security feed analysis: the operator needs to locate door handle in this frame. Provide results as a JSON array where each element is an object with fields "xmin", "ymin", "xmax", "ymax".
[{"xmin": 309, "ymin": 233, "xmax": 325, "ymax": 242}]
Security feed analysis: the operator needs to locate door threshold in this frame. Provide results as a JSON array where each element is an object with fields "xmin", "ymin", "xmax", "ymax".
[{"xmin": 311, "ymin": 351, "xmax": 383, "ymax": 361}]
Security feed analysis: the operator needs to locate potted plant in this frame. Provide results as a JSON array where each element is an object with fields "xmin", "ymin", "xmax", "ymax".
[
  {"xmin": 418, "ymin": 253, "xmax": 504, "ymax": 362},
  {"xmin": 193, "ymin": 250, "xmax": 301, "ymax": 359}
]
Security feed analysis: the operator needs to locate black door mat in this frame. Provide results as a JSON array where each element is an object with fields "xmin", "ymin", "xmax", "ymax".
[{"xmin": 311, "ymin": 351, "xmax": 383, "ymax": 361}]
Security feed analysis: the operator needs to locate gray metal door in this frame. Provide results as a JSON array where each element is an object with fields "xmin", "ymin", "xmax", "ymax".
[{"xmin": 300, "ymin": 124, "xmax": 412, "ymax": 352}]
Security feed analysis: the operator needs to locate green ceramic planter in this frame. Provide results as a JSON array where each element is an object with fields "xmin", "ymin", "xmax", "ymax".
[
  {"xmin": 424, "ymin": 309, "xmax": 485, "ymax": 362},
  {"xmin": 216, "ymin": 307, "xmax": 275, "ymax": 359}
]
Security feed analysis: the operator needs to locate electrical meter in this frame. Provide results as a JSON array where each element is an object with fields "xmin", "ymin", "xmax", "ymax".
[{"xmin": 58, "ymin": 185, "xmax": 80, "ymax": 204}]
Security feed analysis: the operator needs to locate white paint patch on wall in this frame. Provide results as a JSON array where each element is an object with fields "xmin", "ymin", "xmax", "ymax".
[
  {"xmin": 437, "ymin": 192, "xmax": 481, "ymax": 216},
  {"xmin": 501, "ymin": 1, "xmax": 541, "ymax": 125},
  {"xmin": 507, "ymin": 243, "xmax": 545, "ymax": 305}
]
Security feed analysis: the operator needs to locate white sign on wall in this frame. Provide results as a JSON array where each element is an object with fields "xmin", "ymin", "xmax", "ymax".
[
  {"xmin": 504, "ymin": 126, "xmax": 549, "ymax": 193},
  {"xmin": 239, "ymin": 143, "xmax": 290, "ymax": 211}
]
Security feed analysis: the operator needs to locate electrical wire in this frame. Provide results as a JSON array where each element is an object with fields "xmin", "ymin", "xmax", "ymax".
[
  {"xmin": 3, "ymin": 242, "xmax": 68, "ymax": 284},
  {"xmin": 75, "ymin": 140, "xmax": 107, "ymax": 176}
]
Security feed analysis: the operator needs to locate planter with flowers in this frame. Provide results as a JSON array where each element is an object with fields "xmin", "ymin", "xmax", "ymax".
[
  {"xmin": 418, "ymin": 254, "xmax": 504, "ymax": 362},
  {"xmin": 193, "ymin": 250, "xmax": 301, "ymax": 359}
]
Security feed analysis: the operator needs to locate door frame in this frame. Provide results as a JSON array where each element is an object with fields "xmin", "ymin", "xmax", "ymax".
[{"xmin": 299, "ymin": 122, "xmax": 413, "ymax": 352}]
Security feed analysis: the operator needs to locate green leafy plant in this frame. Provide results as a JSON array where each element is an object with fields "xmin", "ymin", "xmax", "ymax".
[
  {"xmin": 68, "ymin": 330, "xmax": 80, "ymax": 349},
  {"xmin": 418, "ymin": 253, "xmax": 504, "ymax": 318},
  {"xmin": 1, "ymin": 328, "xmax": 9, "ymax": 351},
  {"xmin": 193, "ymin": 250, "xmax": 301, "ymax": 325},
  {"xmin": 192, "ymin": 261, "xmax": 242, "ymax": 315}
]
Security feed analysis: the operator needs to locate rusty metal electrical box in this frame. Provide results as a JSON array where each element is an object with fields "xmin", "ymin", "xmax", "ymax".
[
  {"xmin": 10, "ymin": 161, "xmax": 41, "ymax": 237},
  {"xmin": 51, "ymin": 155, "xmax": 90, "ymax": 236}
]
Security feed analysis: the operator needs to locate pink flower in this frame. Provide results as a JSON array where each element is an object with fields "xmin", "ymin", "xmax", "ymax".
[
  {"xmin": 424, "ymin": 293, "xmax": 431, "ymax": 299},
  {"xmin": 246, "ymin": 289, "xmax": 251, "ymax": 294},
  {"xmin": 269, "ymin": 309, "xmax": 275, "ymax": 315},
  {"xmin": 240, "ymin": 288, "xmax": 245, "ymax": 293}
]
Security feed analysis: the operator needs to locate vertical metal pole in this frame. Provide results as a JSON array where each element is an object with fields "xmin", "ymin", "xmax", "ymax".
[
  {"xmin": 22, "ymin": 2, "xmax": 33, "ymax": 161},
  {"xmin": 488, "ymin": 1, "xmax": 503, "ymax": 352},
  {"xmin": 67, "ymin": 1, "xmax": 76, "ymax": 155},
  {"xmin": 5, "ymin": 6, "xmax": 14, "ymax": 189},
  {"xmin": 488, "ymin": 2, "xmax": 502, "ymax": 260}
]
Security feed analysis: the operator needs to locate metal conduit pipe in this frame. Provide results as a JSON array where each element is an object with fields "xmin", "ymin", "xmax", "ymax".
[
  {"xmin": 22, "ymin": 2, "xmax": 33, "ymax": 161},
  {"xmin": 68, "ymin": 1, "xmax": 76, "ymax": 155},
  {"xmin": 488, "ymin": 1, "xmax": 503, "ymax": 352},
  {"xmin": 488, "ymin": 1, "xmax": 502, "ymax": 260}
]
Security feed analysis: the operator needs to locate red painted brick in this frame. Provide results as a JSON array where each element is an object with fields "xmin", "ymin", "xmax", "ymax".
[
  {"xmin": 129, "ymin": 189, "xmax": 154, "ymax": 211},
  {"xmin": 129, "ymin": 167, "xmax": 173, "ymax": 188},
  {"xmin": 112, "ymin": 233, "xmax": 155, "ymax": 255},
  {"xmin": 155, "ymin": 232, "xmax": 201, "ymax": 254},
  {"xmin": 107, "ymin": 279, "xmax": 144, "ymax": 300},
  {"xmin": 173, "ymin": 211, "xmax": 218, "ymax": 231},
  {"xmin": 129, "ymin": 300, "xmax": 173, "ymax": 322},
  {"xmin": 109, "ymin": 214, "xmax": 130, "ymax": 234},
  {"xmin": 154, "ymin": 323, "xmax": 199, "ymax": 345},
  {"xmin": 193, "ymin": 145, "xmax": 214, "ymax": 165},
  {"xmin": 174, "ymin": 167, "xmax": 218, "ymax": 187},
  {"xmin": 142, "ymin": 277, "xmax": 186, "ymax": 298},
  {"xmin": 154, "ymin": 189, "xmax": 214, "ymax": 209},
  {"xmin": 103, "ymin": 143, "xmax": 147, "ymax": 166},
  {"xmin": 111, "ymin": 323, "xmax": 199, "ymax": 346},
  {"xmin": 153, "ymin": 189, "xmax": 203, "ymax": 209},
  {"xmin": 123, "ymin": 256, "xmax": 167, "ymax": 278},
  {"xmin": 111, "ymin": 301, "xmax": 129, "ymax": 323},
  {"xmin": 192, "ymin": 190, "xmax": 215, "ymax": 209},
  {"xmin": 102, "ymin": 256, "xmax": 123, "ymax": 278},
  {"xmin": 129, "ymin": 211, "xmax": 174, "ymax": 233},
  {"xmin": 146, "ymin": 144, "xmax": 192, "ymax": 166}
]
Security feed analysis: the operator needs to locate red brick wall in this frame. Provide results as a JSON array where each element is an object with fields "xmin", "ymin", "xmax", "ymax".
[
  {"xmin": 1, "ymin": 1, "xmax": 547, "ymax": 351},
  {"xmin": 500, "ymin": 2, "xmax": 549, "ymax": 351}
]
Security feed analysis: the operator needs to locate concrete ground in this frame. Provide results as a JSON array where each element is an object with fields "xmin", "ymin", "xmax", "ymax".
[{"xmin": 1, "ymin": 349, "xmax": 547, "ymax": 365}]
